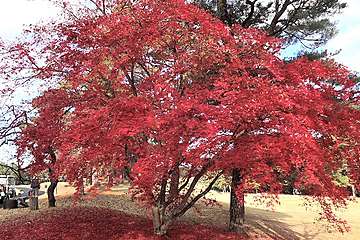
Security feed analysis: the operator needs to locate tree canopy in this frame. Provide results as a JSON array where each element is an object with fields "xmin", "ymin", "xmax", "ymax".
[{"xmin": 0, "ymin": 0, "xmax": 359, "ymax": 235}]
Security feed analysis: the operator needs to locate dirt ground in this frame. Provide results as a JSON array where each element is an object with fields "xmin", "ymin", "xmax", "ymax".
[{"xmin": 1, "ymin": 182, "xmax": 359, "ymax": 240}]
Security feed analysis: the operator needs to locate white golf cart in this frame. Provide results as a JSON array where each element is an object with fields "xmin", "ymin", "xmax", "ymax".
[
  {"xmin": 0, "ymin": 175, "xmax": 28, "ymax": 209},
  {"xmin": 0, "ymin": 175, "xmax": 16, "ymax": 197}
]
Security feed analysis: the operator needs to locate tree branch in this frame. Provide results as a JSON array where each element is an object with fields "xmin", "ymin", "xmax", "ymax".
[
  {"xmin": 123, "ymin": 65, "xmax": 138, "ymax": 96},
  {"xmin": 89, "ymin": 0, "xmax": 107, "ymax": 15},
  {"xmin": 268, "ymin": 0, "xmax": 294, "ymax": 36},
  {"xmin": 242, "ymin": 0, "xmax": 258, "ymax": 28},
  {"xmin": 174, "ymin": 171, "xmax": 223, "ymax": 218},
  {"xmin": 174, "ymin": 162, "xmax": 212, "ymax": 211}
]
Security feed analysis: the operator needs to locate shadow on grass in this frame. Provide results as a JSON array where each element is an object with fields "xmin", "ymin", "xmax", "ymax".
[
  {"xmin": 180, "ymin": 200, "xmax": 320, "ymax": 240},
  {"xmin": 100, "ymin": 185, "xmax": 322, "ymax": 240},
  {"xmin": 245, "ymin": 207, "xmax": 320, "ymax": 240},
  {"xmin": 89, "ymin": 191, "xmax": 321, "ymax": 240}
]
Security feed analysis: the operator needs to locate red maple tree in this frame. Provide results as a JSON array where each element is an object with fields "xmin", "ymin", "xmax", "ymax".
[
  {"xmin": 2, "ymin": 0, "xmax": 359, "ymax": 236},
  {"xmin": 17, "ymin": 89, "xmax": 73, "ymax": 207}
]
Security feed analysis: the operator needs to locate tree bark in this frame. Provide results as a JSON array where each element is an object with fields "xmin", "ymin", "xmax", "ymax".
[
  {"xmin": 351, "ymin": 185, "xmax": 356, "ymax": 197},
  {"xmin": 29, "ymin": 195, "xmax": 39, "ymax": 210},
  {"xmin": 88, "ymin": 170, "xmax": 93, "ymax": 186},
  {"xmin": 217, "ymin": 0, "xmax": 231, "ymax": 24},
  {"xmin": 169, "ymin": 165, "xmax": 180, "ymax": 200},
  {"xmin": 229, "ymin": 168, "xmax": 245, "ymax": 232},
  {"xmin": 47, "ymin": 148, "xmax": 58, "ymax": 207},
  {"xmin": 47, "ymin": 179, "xmax": 58, "ymax": 207},
  {"xmin": 152, "ymin": 206, "xmax": 171, "ymax": 236}
]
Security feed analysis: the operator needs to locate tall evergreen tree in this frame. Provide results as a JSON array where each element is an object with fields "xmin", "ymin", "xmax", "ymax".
[
  {"xmin": 194, "ymin": 0, "xmax": 346, "ymax": 48},
  {"xmin": 193, "ymin": 0, "xmax": 348, "ymax": 232}
]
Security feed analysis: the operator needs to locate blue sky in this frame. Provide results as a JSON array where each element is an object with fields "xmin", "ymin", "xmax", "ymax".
[
  {"xmin": 0, "ymin": 0, "xmax": 359, "ymax": 164},
  {"xmin": 325, "ymin": 0, "xmax": 360, "ymax": 72}
]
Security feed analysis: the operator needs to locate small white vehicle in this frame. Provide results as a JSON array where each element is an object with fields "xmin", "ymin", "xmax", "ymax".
[
  {"xmin": 0, "ymin": 175, "xmax": 30, "ymax": 208},
  {"xmin": 0, "ymin": 175, "xmax": 16, "ymax": 196}
]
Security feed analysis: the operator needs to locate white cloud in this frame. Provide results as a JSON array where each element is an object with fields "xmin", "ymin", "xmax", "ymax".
[
  {"xmin": 0, "ymin": 0, "xmax": 58, "ymax": 40},
  {"xmin": 326, "ymin": 0, "xmax": 360, "ymax": 72}
]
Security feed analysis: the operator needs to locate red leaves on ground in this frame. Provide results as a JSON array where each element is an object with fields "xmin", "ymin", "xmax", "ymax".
[{"xmin": 0, "ymin": 207, "xmax": 245, "ymax": 240}]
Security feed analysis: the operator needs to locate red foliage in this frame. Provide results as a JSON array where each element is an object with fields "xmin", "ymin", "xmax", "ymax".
[
  {"xmin": 1, "ymin": 0, "xmax": 359, "ymax": 233},
  {"xmin": 0, "ymin": 207, "xmax": 246, "ymax": 240},
  {"xmin": 17, "ymin": 89, "xmax": 72, "ymax": 174}
]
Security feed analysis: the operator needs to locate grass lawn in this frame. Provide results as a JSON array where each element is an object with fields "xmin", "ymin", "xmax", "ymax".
[{"xmin": 1, "ymin": 182, "xmax": 359, "ymax": 240}]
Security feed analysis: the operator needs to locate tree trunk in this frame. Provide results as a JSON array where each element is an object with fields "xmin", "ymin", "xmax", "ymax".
[
  {"xmin": 169, "ymin": 165, "xmax": 179, "ymax": 200},
  {"xmin": 47, "ymin": 148, "xmax": 58, "ymax": 207},
  {"xmin": 152, "ymin": 206, "xmax": 171, "ymax": 236},
  {"xmin": 79, "ymin": 184, "xmax": 85, "ymax": 196},
  {"xmin": 47, "ymin": 179, "xmax": 58, "ymax": 207},
  {"xmin": 351, "ymin": 185, "xmax": 356, "ymax": 197},
  {"xmin": 217, "ymin": 0, "xmax": 229, "ymax": 23},
  {"xmin": 29, "ymin": 196, "xmax": 39, "ymax": 210},
  {"xmin": 92, "ymin": 171, "xmax": 99, "ymax": 186},
  {"xmin": 229, "ymin": 168, "xmax": 245, "ymax": 232},
  {"xmin": 88, "ymin": 171, "xmax": 93, "ymax": 186}
]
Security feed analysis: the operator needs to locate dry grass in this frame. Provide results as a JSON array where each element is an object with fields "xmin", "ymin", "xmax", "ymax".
[{"xmin": 1, "ymin": 182, "xmax": 360, "ymax": 240}]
